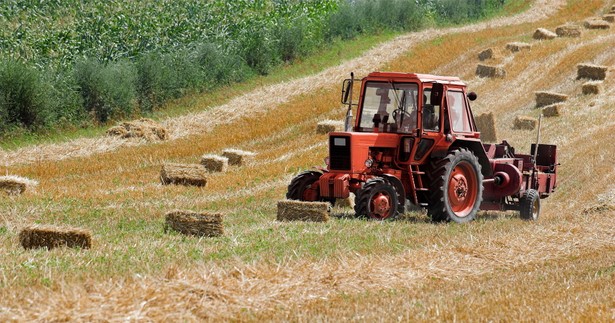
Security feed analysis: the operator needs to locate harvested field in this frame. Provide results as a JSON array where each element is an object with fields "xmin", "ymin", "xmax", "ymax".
[
  {"xmin": 277, "ymin": 200, "xmax": 330, "ymax": 222},
  {"xmin": 474, "ymin": 112, "xmax": 498, "ymax": 143},
  {"xmin": 160, "ymin": 163, "xmax": 208, "ymax": 187},
  {"xmin": 582, "ymin": 81, "xmax": 602, "ymax": 95},
  {"xmin": 0, "ymin": 176, "xmax": 37, "ymax": 195},
  {"xmin": 476, "ymin": 64, "xmax": 506, "ymax": 78},
  {"xmin": 107, "ymin": 118, "xmax": 168, "ymax": 141},
  {"xmin": 535, "ymin": 91, "xmax": 568, "ymax": 108},
  {"xmin": 583, "ymin": 19, "xmax": 610, "ymax": 29},
  {"xmin": 542, "ymin": 104, "xmax": 563, "ymax": 117},
  {"xmin": 555, "ymin": 24, "xmax": 581, "ymax": 37},
  {"xmin": 577, "ymin": 63, "xmax": 608, "ymax": 80},
  {"xmin": 222, "ymin": 149, "xmax": 256, "ymax": 166},
  {"xmin": 478, "ymin": 48, "xmax": 495, "ymax": 61},
  {"xmin": 19, "ymin": 225, "xmax": 92, "ymax": 250},
  {"xmin": 164, "ymin": 210, "xmax": 224, "ymax": 237},
  {"xmin": 316, "ymin": 120, "xmax": 344, "ymax": 134},
  {"xmin": 513, "ymin": 116, "xmax": 538, "ymax": 130},
  {"xmin": 533, "ymin": 28, "xmax": 557, "ymax": 40},
  {"xmin": 505, "ymin": 42, "xmax": 531, "ymax": 52},
  {"xmin": 200, "ymin": 154, "xmax": 228, "ymax": 173}
]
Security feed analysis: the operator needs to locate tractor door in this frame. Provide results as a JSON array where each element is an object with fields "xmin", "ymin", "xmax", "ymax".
[{"xmin": 404, "ymin": 83, "xmax": 446, "ymax": 164}]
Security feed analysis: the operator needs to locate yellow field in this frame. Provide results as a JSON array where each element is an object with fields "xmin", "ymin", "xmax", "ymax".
[{"xmin": 1, "ymin": 0, "xmax": 614, "ymax": 321}]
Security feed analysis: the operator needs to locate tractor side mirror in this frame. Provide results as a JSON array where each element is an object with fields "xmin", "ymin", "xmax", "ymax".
[
  {"xmin": 430, "ymin": 83, "xmax": 444, "ymax": 105},
  {"xmin": 341, "ymin": 79, "xmax": 352, "ymax": 104},
  {"xmin": 468, "ymin": 91, "xmax": 478, "ymax": 101}
]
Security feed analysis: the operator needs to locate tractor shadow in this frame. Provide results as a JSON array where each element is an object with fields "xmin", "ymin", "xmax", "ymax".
[{"xmin": 331, "ymin": 209, "xmax": 518, "ymax": 223}]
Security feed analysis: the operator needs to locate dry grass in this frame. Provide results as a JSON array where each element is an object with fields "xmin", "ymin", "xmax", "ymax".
[
  {"xmin": 533, "ymin": 27, "xmax": 557, "ymax": 39},
  {"xmin": 160, "ymin": 163, "xmax": 208, "ymax": 187},
  {"xmin": 164, "ymin": 210, "xmax": 224, "ymax": 237},
  {"xmin": 277, "ymin": 200, "xmax": 330, "ymax": 222},
  {"xmin": 19, "ymin": 225, "xmax": 92, "ymax": 250},
  {"xmin": 0, "ymin": 175, "xmax": 38, "ymax": 195}
]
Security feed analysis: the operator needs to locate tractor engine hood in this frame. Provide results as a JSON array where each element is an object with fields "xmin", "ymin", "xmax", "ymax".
[{"xmin": 327, "ymin": 131, "xmax": 400, "ymax": 173}]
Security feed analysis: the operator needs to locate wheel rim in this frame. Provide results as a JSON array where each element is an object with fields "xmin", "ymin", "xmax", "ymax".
[
  {"xmin": 531, "ymin": 197, "xmax": 540, "ymax": 220},
  {"xmin": 369, "ymin": 191, "xmax": 392, "ymax": 219},
  {"xmin": 447, "ymin": 161, "xmax": 478, "ymax": 217}
]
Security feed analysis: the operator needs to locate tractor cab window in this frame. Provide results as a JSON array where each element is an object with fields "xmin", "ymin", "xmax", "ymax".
[
  {"xmin": 447, "ymin": 91, "xmax": 471, "ymax": 133},
  {"xmin": 422, "ymin": 88, "xmax": 440, "ymax": 131},
  {"xmin": 359, "ymin": 82, "xmax": 418, "ymax": 133}
]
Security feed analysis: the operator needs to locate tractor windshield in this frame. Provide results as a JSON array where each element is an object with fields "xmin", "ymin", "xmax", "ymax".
[{"xmin": 358, "ymin": 82, "xmax": 418, "ymax": 133}]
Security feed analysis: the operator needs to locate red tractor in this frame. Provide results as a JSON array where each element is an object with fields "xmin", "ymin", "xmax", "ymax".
[{"xmin": 287, "ymin": 72, "xmax": 558, "ymax": 223}]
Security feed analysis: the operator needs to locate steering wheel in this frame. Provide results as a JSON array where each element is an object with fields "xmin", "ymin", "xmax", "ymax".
[{"xmin": 392, "ymin": 108, "xmax": 413, "ymax": 122}]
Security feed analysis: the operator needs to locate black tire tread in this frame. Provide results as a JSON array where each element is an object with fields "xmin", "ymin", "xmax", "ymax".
[
  {"xmin": 520, "ymin": 189, "xmax": 540, "ymax": 220},
  {"xmin": 286, "ymin": 171, "xmax": 322, "ymax": 200},
  {"xmin": 354, "ymin": 178, "xmax": 399, "ymax": 220}
]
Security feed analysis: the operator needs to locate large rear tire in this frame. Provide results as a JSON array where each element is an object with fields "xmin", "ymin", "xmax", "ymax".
[
  {"xmin": 354, "ymin": 178, "xmax": 399, "ymax": 220},
  {"xmin": 286, "ymin": 171, "xmax": 322, "ymax": 201},
  {"xmin": 428, "ymin": 148, "xmax": 484, "ymax": 223},
  {"xmin": 520, "ymin": 189, "xmax": 540, "ymax": 221}
]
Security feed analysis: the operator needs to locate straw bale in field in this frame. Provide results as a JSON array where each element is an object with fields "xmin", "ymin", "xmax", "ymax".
[
  {"xmin": 612, "ymin": 5, "xmax": 615, "ymax": 13},
  {"xmin": 200, "ymin": 154, "xmax": 228, "ymax": 173},
  {"xmin": 505, "ymin": 42, "xmax": 531, "ymax": 53},
  {"xmin": 478, "ymin": 48, "xmax": 495, "ymax": 61},
  {"xmin": 476, "ymin": 64, "xmax": 506, "ymax": 78},
  {"xmin": 513, "ymin": 116, "xmax": 537, "ymax": 130},
  {"xmin": 603, "ymin": 14, "xmax": 615, "ymax": 23},
  {"xmin": 19, "ymin": 225, "xmax": 91, "ymax": 250},
  {"xmin": 533, "ymin": 28, "xmax": 557, "ymax": 40},
  {"xmin": 542, "ymin": 104, "xmax": 563, "ymax": 117},
  {"xmin": 0, "ymin": 175, "xmax": 38, "ymax": 195},
  {"xmin": 555, "ymin": 25, "xmax": 581, "ymax": 37},
  {"xmin": 577, "ymin": 64, "xmax": 608, "ymax": 80},
  {"xmin": 160, "ymin": 163, "xmax": 208, "ymax": 187},
  {"xmin": 277, "ymin": 200, "xmax": 330, "ymax": 222},
  {"xmin": 583, "ymin": 19, "xmax": 610, "ymax": 29},
  {"xmin": 107, "ymin": 118, "xmax": 168, "ymax": 141},
  {"xmin": 335, "ymin": 195, "xmax": 355, "ymax": 209},
  {"xmin": 582, "ymin": 81, "xmax": 602, "ymax": 95},
  {"xmin": 316, "ymin": 120, "xmax": 344, "ymax": 134},
  {"xmin": 535, "ymin": 91, "xmax": 568, "ymax": 108},
  {"xmin": 474, "ymin": 112, "xmax": 498, "ymax": 143},
  {"xmin": 164, "ymin": 210, "xmax": 224, "ymax": 237},
  {"xmin": 222, "ymin": 149, "xmax": 256, "ymax": 166}
]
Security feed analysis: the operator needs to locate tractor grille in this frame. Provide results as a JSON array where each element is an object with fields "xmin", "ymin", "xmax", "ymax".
[{"xmin": 329, "ymin": 136, "xmax": 351, "ymax": 170}]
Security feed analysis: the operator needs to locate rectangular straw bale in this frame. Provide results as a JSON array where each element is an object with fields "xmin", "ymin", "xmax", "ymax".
[
  {"xmin": 533, "ymin": 28, "xmax": 557, "ymax": 40},
  {"xmin": 612, "ymin": 5, "xmax": 615, "ymax": 12},
  {"xmin": 583, "ymin": 19, "xmax": 610, "ymax": 29},
  {"xmin": 277, "ymin": 200, "xmax": 330, "ymax": 222},
  {"xmin": 505, "ymin": 42, "xmax": 531, "ymax": 53},
  {"xmin": 316, "ymin": 120, "xmax": 344, "ymax": 134},
  {"xmin": 474, "ymin": 112, "xmax": 498, "ymax": 143},
  {"xmin": 200, "ymin": 154, "xmax": 228, "ymax": 172},
  {"xmin": 165, "ymin": 210, "xmax": 224, "ymax": 237},
  {"xmin": 513, "ymin": 116, "xmax": 538, "ymax": 130},
  {"xmin": 476, "ymin": 64, "xmax": 506, "ymax": 78},
  {"xmin": 478, "ymin": 48, "xmax": 495, "ymax": 61},
  {"xmin": 535, "ymin": 91, "xmax": 568, "ymax": 108},
  {"xmin": 107, "ymin": 118, "xmax": 168, "ymax": 141},
  {"xmin": 542, "ymin": 104, "xmax": 563, "ymax": 117},
  {"xmin": 582, "ymin": 81, "xmax": 602, "ymax": 95},
  {"xmin": 334, "ymin": 195, "xmax": 355, "ymax": 209},
  {"xmin": 577, "ymin": 64, "xmax": 608, "ymax": 80},
  {"xmin": 160, "ymin": 163, "xmax": 208, "ymax": 187},
  {"xmin": 603, "ymin": 14, "xmax": 615, "ymax": 23},
  {"xmin": 555, "ymin": 25, "xmax": 581, "ymax": 37},
  {"xmin": 19, "ymin": 225, "xmax": 92, "ymax": 250},
  {"xmin": 0, "ymin": 175, "xmax": 38, "ymax": 195},
  {"xmin": 222, "ymin": 149, "xmax": 256, "ymax": 166}
]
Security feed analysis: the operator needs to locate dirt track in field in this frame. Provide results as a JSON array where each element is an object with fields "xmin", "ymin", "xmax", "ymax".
[{"xmin": 0, "ymin": 0, "xmax": 564, "ymax": 167}]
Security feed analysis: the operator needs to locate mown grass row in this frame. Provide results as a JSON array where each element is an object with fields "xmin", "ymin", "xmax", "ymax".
[{"xmin": 0, "ymin": 0, "xmax": 509, "ymax": 138}]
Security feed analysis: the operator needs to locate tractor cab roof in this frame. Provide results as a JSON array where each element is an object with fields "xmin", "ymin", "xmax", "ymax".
[{"xmin": 365, "ymin": 72, "xmax": 466, "ymax": 86}]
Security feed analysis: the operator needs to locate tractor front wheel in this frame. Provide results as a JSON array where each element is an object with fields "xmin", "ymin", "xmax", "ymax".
[
  {"xmin": 354, "ymin": 178, "xmax": 399, "ymax": 220},
  {"xmin": 520, "ymin": 189, "xmax": 540, "ymax": 221},
  {"xmin": 286, "ymin": 171, "xmax": 322, "ymax": 202},
  {"xmin": 428, "ymin": 148, "xmax": 484, "ymax": 223}
]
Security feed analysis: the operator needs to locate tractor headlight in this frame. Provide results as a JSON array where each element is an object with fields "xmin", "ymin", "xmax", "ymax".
[{"xmin": 365, "ymin": 158, "xmax": 374, "ymax": 168}]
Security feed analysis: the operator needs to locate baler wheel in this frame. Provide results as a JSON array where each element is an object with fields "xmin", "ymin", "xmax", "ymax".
[
  {"xmin": 520, "ymin": 189, "xmax": 540, "ymax": 221},
  {"xmin": 427, "ymin": 148, "xmax": 483, "ymax": 223},
  {"xmin": 354, "ymin": 178, "xmax": 399, "ymax": 220},
  {"xmin": 286, "ymin": 171, "xmax": 323, "ymax": 202}
]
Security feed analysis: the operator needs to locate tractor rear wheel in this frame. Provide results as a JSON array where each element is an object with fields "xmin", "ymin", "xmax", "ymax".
[
  {"xmin": 428, "ymin": 148, "xmax": 483, "ymax": 223},
  {"xmin": 354, "ymin": 178, "xmax": 399, "ymax": 220},
  {"xmin": 286, "ymin": 171, "xmax": 322, "ymax": 202},
  {"xmin": 520, "ymin": 189, "xmax": 540, "ymax": 221}
]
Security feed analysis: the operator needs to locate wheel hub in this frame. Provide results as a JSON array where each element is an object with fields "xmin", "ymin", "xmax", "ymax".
[
  {"xmin": 447, "ymin": 163, "xmax": 478, "ymax": 217},
  {"xmin": 371, "ymin": 193, "xmax": 391, "ymax": 219}
]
